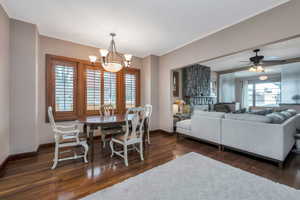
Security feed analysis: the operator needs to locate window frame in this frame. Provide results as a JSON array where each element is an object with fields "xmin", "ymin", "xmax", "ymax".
[
  {"xmin": 46, "ymin": 56, "xmax": 78, "ymax": 121},
  {"xmin": 46, "ymin": 54, "xmax": 140, "ymax": 121}
]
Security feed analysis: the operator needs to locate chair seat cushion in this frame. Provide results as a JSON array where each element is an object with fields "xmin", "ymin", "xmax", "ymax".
[{"xmin": 112, "ymin": 134, "xmax": 142, "ymax": 144}]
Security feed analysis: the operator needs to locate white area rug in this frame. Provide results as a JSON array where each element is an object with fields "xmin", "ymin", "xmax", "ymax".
[{"xmin": 82, "ymin": 152, "xmax": 300, "ymax": 200}]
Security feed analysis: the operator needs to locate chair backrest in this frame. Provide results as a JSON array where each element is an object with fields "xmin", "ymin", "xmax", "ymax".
[
  {"xmin": 124, "ymin": 107, "xmax": 146, "ymax": 140},
  {"xmin": 145, "ymin": 104, "xmax": 153, "ymax": 119},
  {"xmin": 48, "ymin": 106, "xmax": 56, "ymax": 129},
  {"xmin": 100, "ymin": 104, "xmax": 114, "ymax": 116}
]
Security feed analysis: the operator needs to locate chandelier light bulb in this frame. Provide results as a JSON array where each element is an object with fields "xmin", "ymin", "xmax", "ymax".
[
  {"xmin": 89, "ymin": 56, "xmax": 97, "ymax": 63},
  {"xmin": 124, "ymin": 54, "xmax": 132, "ymax": 61},
  {"xmin": 99, "ymin": 49, "xmax": 109, "ymax": 57}
]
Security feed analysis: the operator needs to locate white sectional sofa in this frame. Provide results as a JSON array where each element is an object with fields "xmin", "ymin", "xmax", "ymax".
[
  {"xmin": 191, "ymin": 111, "xmax": 224, "ymax": 145},
  {"xmin": 176, "ymin": 110, "xmax": 300, "ymax": 166}
]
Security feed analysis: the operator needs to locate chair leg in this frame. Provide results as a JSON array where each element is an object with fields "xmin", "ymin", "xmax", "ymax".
[
  {"xmin": 51, "ymin": 143, "xmax": 59, "ymax": 170},
  {"xmin": 124, "ymin": 144, "xmax": 128, "ymax": 166},
  {"xmin": 110, "ymin": 140, "xmax": 114, "ymax": 158},
  {"xmin": 147, "ymin": 128, "xmax": 150, "ymax": 144},
  {"xmin": 83, "ymin": 143, "xmax": 89, "ymax": 163},
  {"xmin": 139, "ymin": 142, "xmax": 144, "ymax": 161}
]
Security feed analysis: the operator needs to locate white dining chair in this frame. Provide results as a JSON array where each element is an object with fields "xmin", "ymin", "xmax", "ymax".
[
  {"xmin": 145, "ymin": 104, "xmax": 153, "ymax": 144},
  {"xmin": 97, "ymin": 104, "xmax": 122, "ymax": 148},
  {"xmin": 48, "ymin": 107, "xmax": 88, "ymax": 169},
  {"xmin": 109, "ymin": 107, "xmax": 146, "ymax": 166}
]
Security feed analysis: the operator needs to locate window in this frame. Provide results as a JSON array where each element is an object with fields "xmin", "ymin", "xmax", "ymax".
[
  {"xmin": 47, "ymin": 59, "xmax": 77, "ymax": 120},
  {"xmin": 104, "ymin": 72, "xmax": 117, "ymax": 108},
  {"xmin": 55, "ymin": 65, "xmax": 75, "ymax": 111},
  {"xmin": 46, "ymin": 54, "xmax": 140, "ymax": 121},
  {"xmin": 125, "ymin": 73, "xmax": 136, "ymax": 108},
  {"xmin": 86, "ymin": 68, "xmax": 101, "ymax": 111},
  {"xmin": 247, "ymin": 81, "xmax": 281, "ymax": 107}
]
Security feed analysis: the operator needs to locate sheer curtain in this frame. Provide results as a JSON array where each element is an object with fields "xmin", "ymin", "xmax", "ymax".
[
  {"xmin": 281, "ymin": 63, "xmax": 300, "ymax": 103},
  {"xmin": 219, "ymin": 73, "xmax": 235, "ymax": 103},
  {"xmin": 242, "ymin": 80, "xmax": 249, "ymax": 109}
]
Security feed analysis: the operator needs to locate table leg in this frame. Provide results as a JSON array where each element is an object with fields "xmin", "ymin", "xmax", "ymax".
[
  {"xmin": 87, "ymin": 125, "xmax": 94, "ymax": 162},
  {"xmin": 91, "ymin": 127, "xmax": 94, "ymax": 162}
]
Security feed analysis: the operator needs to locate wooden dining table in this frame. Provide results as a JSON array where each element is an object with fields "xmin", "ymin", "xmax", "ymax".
[{"xmin": 79, "ymin": 114, "xmax": 148, "ymax": 161}]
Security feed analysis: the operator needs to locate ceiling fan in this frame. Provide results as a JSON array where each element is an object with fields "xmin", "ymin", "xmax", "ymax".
[{"xmin": 241, "ymin": 49, "xmax": 286, "ymax": 72}]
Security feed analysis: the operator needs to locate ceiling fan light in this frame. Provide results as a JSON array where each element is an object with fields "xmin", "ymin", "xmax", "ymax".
[
  {"xmin": 259, "ymin": 75, "xmax": 268, "ymax": 81},
  {"xmin": 249, "ymin": 67, "xmax": 256, "ymax": 72},
  {"xmin": 256, "ymin": 66, "xmax": 264, "ymax": 72}
]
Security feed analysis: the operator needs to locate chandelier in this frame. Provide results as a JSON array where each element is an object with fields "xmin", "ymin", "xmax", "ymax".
[{"xmin": 89, "ymin": 33, "xmax": 132, "ymax": 72}]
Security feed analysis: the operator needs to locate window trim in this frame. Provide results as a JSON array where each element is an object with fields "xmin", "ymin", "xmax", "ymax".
[{"xmin": 46, "ymin": 54, "xmax": 141, "ymax": 121}]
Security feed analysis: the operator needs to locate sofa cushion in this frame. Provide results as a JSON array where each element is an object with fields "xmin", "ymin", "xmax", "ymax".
[
  {"xmin": 193, "ymin": 111, "xmax": 225, "ymax": 119},
  {"xmin": 176, "ymin": 119, "xmax": 191, "ymax": 130},
  {"xmin": 276, "ymin": 112, "xmax": 289, "ymax": 120},
  {"xmin": 287, "ymin": 109, "xmax": 297, "ymax": 116},
  {"xmin": 266, "ymin": 113, "xmax": 285, "ymax": 124},
  {"xmin": 225, "ymin": 113, "xmax": 272, "ymax": 123},
  {"xmin": 250, "ymin": 109, "xmax": 273, "ymax": 116}
]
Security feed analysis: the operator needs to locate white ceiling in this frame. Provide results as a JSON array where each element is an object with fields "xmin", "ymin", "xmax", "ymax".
[
  {"xmin": 202, "ymin": 36, "xmax": 300, "ymax": 72},
  {"xmin": 1, "ymin": 0, "xmax": 289, "ymax": 57}
]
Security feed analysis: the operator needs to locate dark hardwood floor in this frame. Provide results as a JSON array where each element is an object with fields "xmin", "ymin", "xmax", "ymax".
[{"xmin": 1, "ymin": 131, "xmax": 300, "ymax": 200}]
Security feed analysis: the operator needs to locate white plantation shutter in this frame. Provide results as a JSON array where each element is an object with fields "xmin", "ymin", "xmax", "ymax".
[
  {"xmin": 86, "ymin": 68, "xmax": 101, "ymax": 111},
  {"xmin": 125, "ymin": 73, "xmax": 136, "ymax": 108},
  {"xmin": 55, "ymin": 65, "xmax": 75, "ymax": 112},
  {"xmin": 104, "ymin": 71, "xmax": 117, "ymax": 108}
]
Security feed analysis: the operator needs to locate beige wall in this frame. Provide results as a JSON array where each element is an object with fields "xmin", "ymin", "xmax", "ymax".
[
  {"xmin": 10, "ymin": 19, "xmax": 39, "ymax": 154},
  {"xmin": 0, "ymin": 5, "xmax": 10, "ymax": 163},
  {"xmin": 158, "ymin": 0, "xmax": 300, "ymax": 132},
  {"xmin": 141, "ymin": 55, "xmax": 159, "ymax": 130},
  {"xmin": 150, "ymin": 56, "xmax": 159, "ymax": 130},
  {"xmin": 141, "ymin": 56, "xmax": 151, "ymax": 105},
  {"xmin": 38, "ymin": 36, "xmax": 143, "ymax": 144}
]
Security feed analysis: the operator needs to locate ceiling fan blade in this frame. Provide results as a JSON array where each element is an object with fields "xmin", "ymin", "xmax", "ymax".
[{"xmin": 262, "ymin": 59, "xmax": 286, "ymax": 64}]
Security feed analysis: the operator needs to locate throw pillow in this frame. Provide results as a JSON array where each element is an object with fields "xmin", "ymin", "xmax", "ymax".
[
  {"xmin": 287, "ymin": 109, "xmax": 297, "ymax": 116},
  {"xmin": 266, "ymin": 112, "xmax": 285, "ymax": 124}
]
